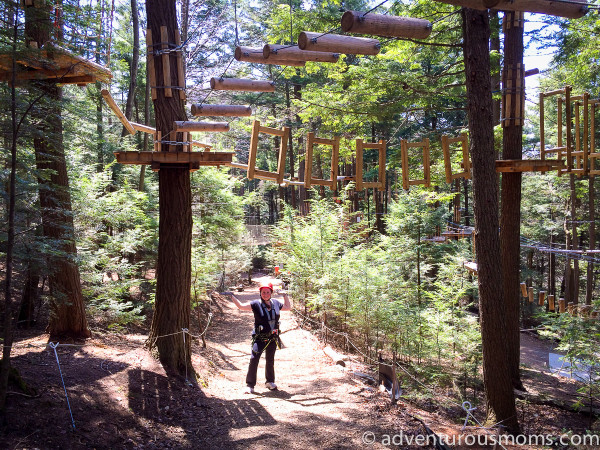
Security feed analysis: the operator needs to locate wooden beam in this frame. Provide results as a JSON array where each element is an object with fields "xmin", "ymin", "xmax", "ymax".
[
  {"xmin": 433, "ymin": 0, "xmax": 588, "ymax": 19},
  {"xmin": 341, "ymin": 11, "xmax": 432, "ymax": 39},
  {"xmin": 210, "ymin": 77, "xmax": 275, "ymax": 92},
  {"xmin": 131, "ymin": 122, "xmax": 156, "ymax": 134},
  {"xmin": 235, "ymin": 46, "xmax": 306, "ymax": 67},
  {"xmin": 174, "ymin": 29, "xmax": 186, "ymax": 100},
  {"xmin": 174, "ymin": 121, "xmax": 229, "ymax": 132},
  {"xmin": 263, "ymin": 44, "xmax": 339, "ymax": 63},
  {"xmin": 101, "ymin": 89, "xmax": 136, "ymax": 135},
  {"xmin": 146, "ymin": 29, "xmax": 157, "ymax": 101},
  {"xmin": 495, "ymin": 159, "xmax": 566, "ymax": 172},
  {"xmin": 114, "ymin": 151, "xmax": 233, "ymax": 166},
  {"xmin": 298, "ymin": 32, "xmax": 380, "ymax": 55},
  {"xmin": 190, "ymin": 104, "xmax": 252, "ymax": 117}
]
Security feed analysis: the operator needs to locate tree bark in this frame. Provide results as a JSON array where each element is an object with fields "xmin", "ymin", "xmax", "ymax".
[
  {"xmin": 499, "ymin": 11, "xmax": 524, "ymax": 390},
  {"xmin": 146, "ymin": 0, "xmax": 193, "ymax": 378},
  {"xmin": 25, "ymin": 1, "xmax": 90, "ymax": 339},
  {"xmin": 121, "ymin": 0, "xmax": 140, "ymax": 137},
  {"xmin": 461, "ymin": 7, "xmax": 519, "ymax": 433}
]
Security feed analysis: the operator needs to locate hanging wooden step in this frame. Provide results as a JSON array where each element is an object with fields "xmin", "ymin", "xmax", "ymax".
[
  {"xmin": 495, "ymin": 159, "xmax": 566, "ymax": 172},
  {"xmin": 190, "ymin": 104, "xmax": 252, "ymax": 117},
  {"xmin": 434, "ymin": 0, "xmax": 588, "ymax": 19},
  {"xmin": 304, "ymin": 133, "xmax": 340, "ymax": 189},
  {"xmin": 355, "ymin": 139, "xmax": 386, "ymax": 191},
  {"xmin": 463, "ymin": 261, "xmax": 478, "ymax": 275},
  {"xmin": 341, "ymin": 11, "xmax": 432, "ymax": 39},
  {"xmin": 247, "ymin": 120, "xmax": 290, "ymax": 184},
  {"xmin": 210, "ymin": 77, "xmax": 275, "ymax": 92},
  {"xmin": 441, "ymin": 133, "xmax": 470, "ymax": 183},
  {"xmin": 263, "ymin": 44, "xmax": 339, "ymax": 63},
  {"xmin": 174, "ymin": 121, "xmax": 229, "ymax": 132},
  {"xmin": 401, "ymin": 138, "xmax": 431, "ymax": 190},
  {"xmin": 298, "ymin": 32, "xmax": 380, "ymax": 55},
  {"xmin": 235, "ymin": 46, "xmax": 306, "ymax": 67}
]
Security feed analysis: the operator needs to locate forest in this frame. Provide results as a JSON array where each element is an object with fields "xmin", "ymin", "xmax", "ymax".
[{"xmin": 1, "ymin": 0, "xmax": 600, "ymax": 447}]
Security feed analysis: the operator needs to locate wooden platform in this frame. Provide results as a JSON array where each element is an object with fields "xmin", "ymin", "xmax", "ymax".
[
  {"xmin": 0, "ymin": 44, "xmax": 112, "ymax": 85},
  {"xmin": 495, "ymin": 159, "xmax": 566, "ymax": 173},
  {"xmin": 421, "ymin": 236, "xmax": 446, "ymax": 243},
  {"xmin": 441, "ymin": 228, "xmax": 472, "ymax": 239},
  {"xmin": 114, "ymin": 151, "xmax": 233, "ymax": 171}
]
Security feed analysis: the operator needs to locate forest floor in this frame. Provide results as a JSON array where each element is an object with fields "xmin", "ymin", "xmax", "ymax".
[{"xmin": 2, "ymin": 273, "xmax": 598, "ymax": 449}]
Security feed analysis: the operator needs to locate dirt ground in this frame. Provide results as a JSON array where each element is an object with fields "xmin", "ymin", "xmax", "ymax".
[{"xmin": 2, "ymin": 274, "xmax": 598, "ymax": 449}]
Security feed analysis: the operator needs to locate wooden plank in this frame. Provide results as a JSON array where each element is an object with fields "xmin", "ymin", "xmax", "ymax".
[
  {"xmin": 277, "ymin": 127, "xmax": 290, "ymax": 184},
  {"xmin": 258, "ymin": 125, "xmax": 286, "ymax": 137},
  {"xmin": 101, "ymin": 89, "xmax": 136, "ymax": 135},
  {"xmin": 435, "ymin": 0, "xmax": 588, "ymax": 19},
  {"xmin": 160, "ymin": 26, "xmax": 172, "ymax": 97},
  {"xmin": 341, "ymin": 11, "xmax": 432, "ymax": 39},
  {"xmin": 298, "ymin": 32, "xmax": 380, "ymax": 56},
  {"xmin": 131, "ymin": 122, "xmax": 155, "ymax": 134},
  {"xmin": 146, "ymin": 29, "xmax": 157, "ymax": 101},
  {"xmin": 174, "ymin": 29, "xmax": 186, "ymax": 100},
  {"xmin": 114, "ymin": 151, "xmax": 233, "ymax": 166},
  {"xmin": 495, "ymin": 159, "xmax": 566, "ymax": 172},
  {"xmin": 378, "ymin": 139, "xmax": 386, "ymax": 191},
  {"xmin": 228, "ymin": 162, "xmax": 248, "ymax": 170},
  {"xmin": 441, "ymin": 135, "xmax": 452, "ymax": 183},
  {"xmin": 356, "ymin": 139, "xmax": 364, "ymax": 191},
  {"xmin": 401, "ymin": 139, "xmax": 409, "ymax": 190},
  {"xmin": 247, "ymin": 120, "xmax": 261, "ymax": 180},
  {"xmin": 304, "ymin": 132, "xmax": 314, "ymax": 189}
]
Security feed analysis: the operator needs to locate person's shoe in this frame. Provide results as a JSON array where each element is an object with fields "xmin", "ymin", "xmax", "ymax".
[
  {"xmin": 244, "ymin": 386, "xmax": 255, "ymax": 394},
  {"xmin": 265, "ymin": 382, "xmax": 277, "ymax": 390}
]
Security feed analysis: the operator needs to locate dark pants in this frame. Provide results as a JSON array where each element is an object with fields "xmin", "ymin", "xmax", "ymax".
[{"xmin": 245, "ymin": 337, "xmax": 277, "ymax": 388}]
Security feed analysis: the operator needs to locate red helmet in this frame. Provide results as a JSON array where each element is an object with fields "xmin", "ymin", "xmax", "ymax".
[{"xmin": 259, "ymin": 282, "xmax": 273, "ymax": 293}]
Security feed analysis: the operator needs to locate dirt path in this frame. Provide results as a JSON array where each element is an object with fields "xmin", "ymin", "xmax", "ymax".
[{"xmin": 198, "ymin": 275, "xmax": 396, "ymax": 449}]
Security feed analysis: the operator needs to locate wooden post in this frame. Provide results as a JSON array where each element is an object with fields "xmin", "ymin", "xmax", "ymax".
[
  {"xmin": 391, "ymin": 352, "xmax": 399, "ymax": 405},
  {"xmin": 538, "ymin": 290, "xmax": 546, "ymax": 306},
  {"xmin": 247, "ymin": 120, "xmax": 261, "ymax": 180},
  {"xmin": 559, "ymin": 298, "xmax": 566, "ymax": 313},
  {"xmin": 210, "ymin": 77, "xmax": 275, "ymax": 92},
  {"xmin": 263, "ymin": 44, "xmax": 339, "ymax": 63},
  {"xmin": 174, "ymin": 121, "xmax": 229, "ymax": 132},
  {"xmin": 341, "ymin": 11, "xmax": 432, "ymax": 39},
  {"xmin": 175, "ymin": 29, "xmax": 186, "ymax": 100},
  {"xmin": 304, "ymin": 132, "xmax": 314, "ymax": 189},
  {"xmin": 548, "ymin": 294, "xmax": 555, "ymax": 311},
  {"xmin": 401, "ymin": 139, "xmax": 409, "ymax": 190},
  {"xmin": 568, "ymin": 302, "xmax": 575, "ymax": 315},
  {"xmin": 160, "ymin": 26, "xmax": 172, "ymax": 97},
  {"xmin": 235, "ymin": 46, "xmax": 306, "ymax": 66},
  {"xmin": 539, "ymin": 91, "xmax": 545, "ymax": 160},
  {"xmin": 155, "ymin": 130, "xmax": 161, "ymax": 152},
  {"xmin": 583, "ymin": 92, "xmax": 589, "ymax": 174},
  {"xmin": 565, "ymin": 85, "xmax": 572, "ymax": 173},
  {"xmin": 441, "ymin": 135, "xmax": 452, "ymax": 183},
  {"xmin": 355, "ymin": 139, "xmax": 364, "ymax": 191},
  {"xmin": 146, "ymin": 29, "xmax": 157, "ymax": 100},
  {"xmin": 527, "ymin": 286, "xmax": 534, "ymax": 303},
  {"xmin": 190, "ymin": 104, "xmax": 252, "ymax": 117},
  {"xmin": 298, "ymin": 32, "xmax": 380, "ymax": 56}
]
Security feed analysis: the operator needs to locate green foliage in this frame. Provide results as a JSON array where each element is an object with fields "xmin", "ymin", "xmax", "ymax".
[{"xmin": 270, "ymin": 194, "xmax": 479, "ymax": 391}]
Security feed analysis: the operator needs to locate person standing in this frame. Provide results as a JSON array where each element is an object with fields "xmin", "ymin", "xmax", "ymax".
[{"xmin": 227, "ymin": 282, "xmax": 291, "ymax": 393}]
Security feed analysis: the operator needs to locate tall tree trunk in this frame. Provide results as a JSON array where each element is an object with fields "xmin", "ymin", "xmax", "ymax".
[
  {"xmin": 1, "ymin": 12, "xmax": 19, "ymax": 413},
  {"xmin": 490, "ymin": 11, "xmax": 501, "ymax": 126},
  {"xmin": 146, "ymin": 0, "xmax": 193, "ymax": 378},
  {"xmin": 121, "ymin": 0, "xmax": 140, "ymax": 137},
  {"xmin": 461, "ymin": 7, "xmax": 519, "ymax": 433},
  {"xmin": 285, "ymin": 82, "xmax": 296, "ymax": 209},
  {"xmin": 586, "ymin": 176, "xmax": 595, "ymax": 305},
  {"xmin": 499, "ymin": 11, "xmax": 524, "ymax": 390},
  {"xmin": 25, "ymin": 1, "xmax": 90, "ymax": 339},
  {"xmin": 570, "ymin": 176, "xmax": 579, "ymax": 303}
]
